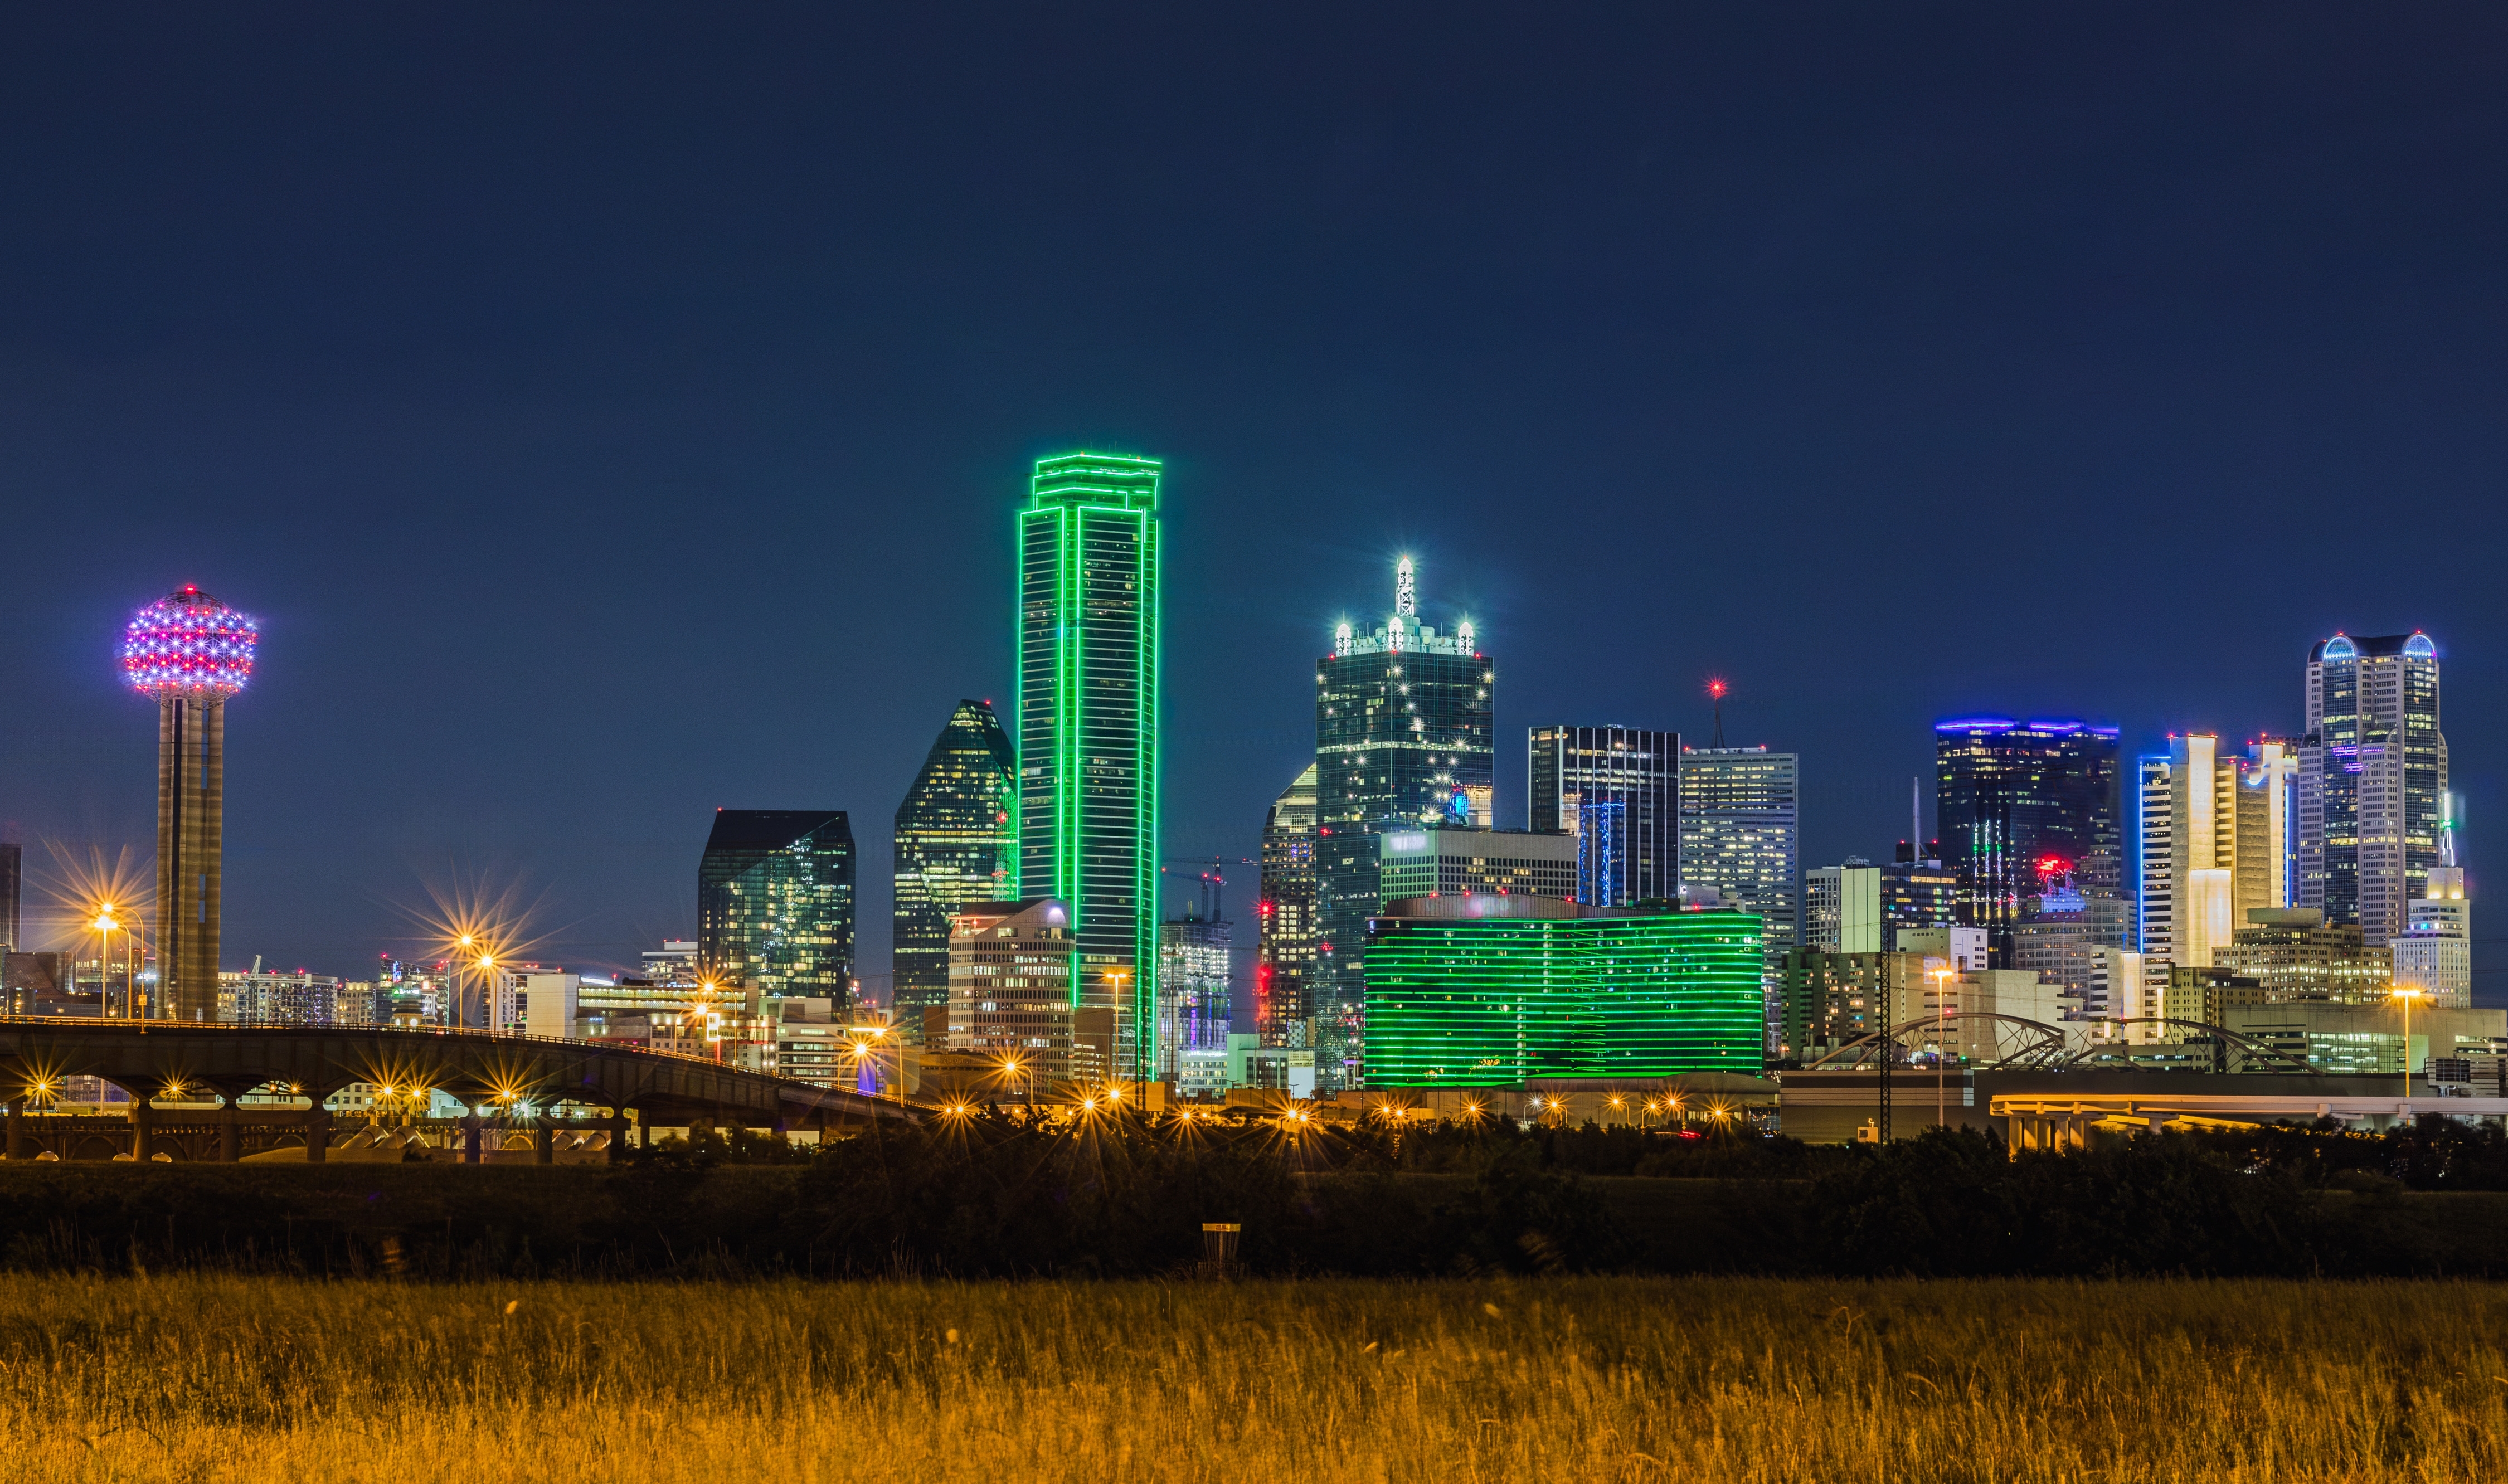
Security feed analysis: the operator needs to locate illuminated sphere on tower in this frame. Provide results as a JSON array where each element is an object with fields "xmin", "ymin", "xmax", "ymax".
[
  {"xmin": 121, "ymin": 585, "xmax": 258, "ymax": 701},
  {"xmin": 122, "ymin": 583, "xmax": 257, "ymax": 1023}
]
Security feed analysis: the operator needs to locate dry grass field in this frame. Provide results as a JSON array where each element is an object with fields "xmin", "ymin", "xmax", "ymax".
[{"xmin": 0, "ymin": 1273, "xmax": 2502, "ymax": 1482}]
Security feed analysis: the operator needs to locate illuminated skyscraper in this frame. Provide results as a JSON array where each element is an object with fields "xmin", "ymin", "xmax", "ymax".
[
  {"xmin": 1256, "ymin": 763, "xmax": 1318, "ymax": 1048},
  {"xmin": 1527, "ymin": 725, "xmax": 1679, "ymax": 906},
  {"xmin": 2136, "ymin": 735, "xmax": 2297, "ymax": 972},
  {"xmin": 1311, "ymin": 558, "xmax": 1493, "ymax": 1092},
  {"xmin": 2301, "ymin": 632, "xmax": 2446, "ymax": 945},
  {"xmin": 892, "ymin": 699, "xmax": 1018, "ymax": 1040},
  {"xmin": 121, "ymin": 586, "xmax": 259, "ymax": 1021},
  {"xmin": 1018, "ymin": 451, "xmax": 1161, "ymax": 1079},
  {"xmin": 697, "ymin": 810, "xmax": 856, "ymax": 1006},
  {"xmin": 1933, "ymin": 718, "xmax": 2122, "ymax": 962},
  {"xmin": 1676, "ymin": 746, "xmax": 1800, "ymax": 948},
  {"xmin": 1157, "ymin": 898, "xmax": 1231, "ymax": 1092}
]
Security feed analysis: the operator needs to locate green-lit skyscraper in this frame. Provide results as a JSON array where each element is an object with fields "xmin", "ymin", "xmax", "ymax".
[
  {"xmin": 1312, "ymin": 556, "xmax": 1493, "ymax": 1093},
  {"xmin": 892, "ymin": 699, "xmax": 1019, "ymax": 1040},
  {"xmin": 697, "ymin": 809, "xmax": 857, "ymax": 1007},
  {"xmin": 1018, "ymin": 451, "xmax": 1161, "ymax": 1079}
]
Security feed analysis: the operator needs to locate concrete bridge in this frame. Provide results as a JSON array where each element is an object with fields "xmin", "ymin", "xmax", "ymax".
[{"xmin": 0, "ymin": 1016, "xmax": 915, "ymax": 1163}]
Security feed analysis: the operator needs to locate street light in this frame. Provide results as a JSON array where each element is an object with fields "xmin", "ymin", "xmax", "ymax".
[
  {"xmin": 2392, "ymin": 984, "xmax": 2428, "ymax": 1103},
  {"xmin": 1928, "ymin": 964, "xmax": 1957, "ymax": 1130},
  {"xmin": 90, "ymin": 905, "xmax": 128, "ymax": 1019}
]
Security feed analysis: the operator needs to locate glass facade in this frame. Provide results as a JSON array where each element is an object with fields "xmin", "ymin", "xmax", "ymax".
[
  {"xmin": 1362, "ymin": 898, "xmax": 1763, "ymax": 1086},
  {"xmin": 892, "ymin": 698, "xmax": 1018, "ymax": 1039},
  {"xmin": 697, "ymin": 810, "xmax": 856, "ymax": 1006},
  {"xmin": 2300, "ymin": 632, "xmax": 2445, "ymax": 945},
  {"xmin": 1256, "ymin": 763, "xmax": 1318, "ymax": 1048},
  {"xmin": 1527, "ymin": 725, "xmax": 1679, "ymax": 906},
  {"xmin": 1676, "ymin": 747, "xmax": 1800, "ymax": 946},
  {"xmin": 1018, "ymin": 453, "xmax": 1161, "ymax": 1079},
  {"xmin": 1156, "ymin": 909, "xmax": 1232, "ymax": 1087},
  {"xmin": 1933, "ymin": 718, "xmax": 2121, "ymax": 962},
  {"xmin": 1313, "ymin": 558, "xmax": 1493, "ymax": 1092}
]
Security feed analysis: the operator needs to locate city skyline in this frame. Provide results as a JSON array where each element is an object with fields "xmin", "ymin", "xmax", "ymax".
[{"xmin": 0, "ymin": 7, "xmax": 2498, "ymax": 1008}]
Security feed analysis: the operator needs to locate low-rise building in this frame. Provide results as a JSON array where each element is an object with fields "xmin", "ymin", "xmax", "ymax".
[{"xmin": 2215, "ymin": 908, "xmax": 2388, "ymax": 1003}]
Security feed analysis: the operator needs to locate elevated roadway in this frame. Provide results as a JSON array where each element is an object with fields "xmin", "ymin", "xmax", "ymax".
[{"xmin": 0, "ymin": 1015, "xmax": 915, "ymax": 1162}]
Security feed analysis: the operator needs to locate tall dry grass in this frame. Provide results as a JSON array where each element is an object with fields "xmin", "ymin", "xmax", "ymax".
[{"xmin": 0, "ymin": 1274, "xmax": 2501, "ymax": 1482}]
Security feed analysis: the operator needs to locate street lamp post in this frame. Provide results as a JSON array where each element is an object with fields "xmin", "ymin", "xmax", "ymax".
[
  {"xmin": 1929, "ymin": 964, "xmax": 1957, "ymax": 1131},
  {"xmin": 2393, "ymin": 985, "xmax": 2427, "ymax": 1105},
  {"xmin": 1104, "ymin": 967, "xmax": 1135, "ymax": 1084},
  {"xmin": 90, "ymin": 906, "xmax": 124, "ymax": 1019}
]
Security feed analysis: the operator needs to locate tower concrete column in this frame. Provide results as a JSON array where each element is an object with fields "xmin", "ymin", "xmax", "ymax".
[{"xmin": 156, "ymin": 698, "xmax": 226, "ymax": 1024}]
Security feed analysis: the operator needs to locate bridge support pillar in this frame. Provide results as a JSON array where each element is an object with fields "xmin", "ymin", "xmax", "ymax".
[
  {"xmin": 129, "ymin": 1096, "xmax": 154, "ymax": 1162},
  {"xmin": 304, "ymin": 1106, "xmax": 332, "ymax": 1164},
  {"xmin": 460, "ymin": 1113, "xmax": 483, "ymax": 1165},
  {"xmin": 4, "ymin": 1101, "xmax": 22, "ymax": 1160},
  {"xmin": 607, "ymin": 1108, "xmax": 630, "ymax": 1165},
  {"xmin": 533, "ymin": 1121, "xmax": 554, "ymax": 1165}
]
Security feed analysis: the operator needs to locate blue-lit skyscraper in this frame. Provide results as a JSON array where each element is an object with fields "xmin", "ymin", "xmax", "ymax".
[{"xmin": 1934, "ymin": 717, "xmax": 2122, "ymax": 965}]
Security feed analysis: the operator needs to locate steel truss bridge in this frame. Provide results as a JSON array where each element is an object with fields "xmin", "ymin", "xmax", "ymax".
[
  {"xmin": 1804, "ymin": 1011, "xmax": 2321, "ymax": 1076},
  {"xmin": 0, "ymin": 1016, "xmax": 915, "ymax": 1164}
]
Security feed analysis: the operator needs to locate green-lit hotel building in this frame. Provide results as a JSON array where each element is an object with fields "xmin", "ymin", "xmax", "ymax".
[
  {"xmin": 1018, "ymin": 452, "xmax": 1161, "ymax": 1079},
  {"xmin": 1362, "ymin": 896, "xmax": 1765, "ymax": 1086},
  {"xmin": 697, "ymin": 809, "xmax": 857, "ymax": 1006},
  {"xmin": 891, "ymin": 698, "xmax": 1019, "ymax": 1041}
]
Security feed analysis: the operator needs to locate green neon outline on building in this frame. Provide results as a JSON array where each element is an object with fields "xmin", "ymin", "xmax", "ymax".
[
  {"xmin": 1017, "ymin": 452, "xmax": 1161, "ymax": 1082},
  {"xmin": 1361, "ymin": 905, "xmax": 1765, "ymax": 1086}
]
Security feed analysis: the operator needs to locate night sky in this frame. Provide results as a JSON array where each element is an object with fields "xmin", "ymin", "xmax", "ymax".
[{"xmin": 2, "ymin": 4, "xmax": 2500, "ymax": 1004}]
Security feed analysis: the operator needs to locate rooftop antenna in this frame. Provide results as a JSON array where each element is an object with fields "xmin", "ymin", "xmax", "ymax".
[
  {"xmin": 1706, "ymin": 677, "xmax": 1727, "ymax": 748},
  {"xmin": 1394, "ymin": 554, "xmax": 1416, "ymax": 619},
  {"xmin": 1912, "ymin": 777, "xmax": 1922, "ymax": 863}
]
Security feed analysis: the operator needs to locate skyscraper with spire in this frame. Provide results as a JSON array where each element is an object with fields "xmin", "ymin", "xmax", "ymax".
[
  {"xmin": 1310, "ymin": 557, "xmax": 1493, "ymax": 1092},
  {"xmin": 892, "ymin": 699, "xmax": 1018, "ymax": 1040},
  {"xmin": 1017, "ymin": 451, "xmax": 1161, "ymax": 1079}
]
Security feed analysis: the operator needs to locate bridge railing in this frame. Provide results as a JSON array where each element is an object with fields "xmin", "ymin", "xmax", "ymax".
[{"xmin": 0, "ymin": 1014, "xmax": 894, "ymax": 1098}]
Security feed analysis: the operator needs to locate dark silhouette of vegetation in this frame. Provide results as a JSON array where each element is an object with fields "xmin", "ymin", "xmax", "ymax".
[{"xmin": 6, "ymin": 1113, "xmax": 2508, "ymax": 1279}]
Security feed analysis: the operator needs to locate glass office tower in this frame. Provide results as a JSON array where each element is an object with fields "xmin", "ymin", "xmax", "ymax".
[
  {"xmin": 1933, "ymin": 718, "xmax": 2121, "ymax": 962},
  {"xmin": 1312, "ymin": 557, "xmax": 1493, "ymax": 1093},
  {"xmin": 891, "ymin": 698, "xmax": 1018, "ymax": 1041},
  {"xmin": 1018, "ymin": 451, "xmax": 1161, "ymax": 1079},
  {"xmin": 1257, "ymin": 762, "xmax": 1319, "ymax": 1048},
  {"xmin": 1528, "ymin": 725, "xmax": 1679, "ymax": 906},
  {"xmin": 2300, "ymin": 632, "xmax": 2446, "ymax": 946},
  {"xmin": 697, "ymin": 809, "xmax": 857, "ymax": 1006}
]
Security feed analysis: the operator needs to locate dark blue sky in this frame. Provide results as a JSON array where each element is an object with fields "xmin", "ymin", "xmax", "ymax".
[{"xmin": 1, "ymin": 3, "xmax": 2500, "ymax": 1001}]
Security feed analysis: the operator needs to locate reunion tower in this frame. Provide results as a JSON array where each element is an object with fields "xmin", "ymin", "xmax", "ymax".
[{"xmin": 121, "ymin": 586, "xmax": 258, "ymax": 1021}]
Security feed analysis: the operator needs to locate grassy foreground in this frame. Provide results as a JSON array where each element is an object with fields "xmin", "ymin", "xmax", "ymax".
[{"xmin": 2, "ymin": 1276, "xmax": 2505, "ymax": 1482}]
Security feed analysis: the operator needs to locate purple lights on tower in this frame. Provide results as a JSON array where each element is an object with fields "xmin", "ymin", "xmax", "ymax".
[
  {"xmin": 125, "ymin": 584, "xmax": 259, "ymax": 1021},
  {"xmin": 122, "ymin": 585, "xmax": 259, "ymax": 701}
]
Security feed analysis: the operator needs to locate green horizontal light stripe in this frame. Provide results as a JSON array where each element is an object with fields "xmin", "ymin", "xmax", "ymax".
[{"xmin": 1362, "ymin": 908, "xmax": 1763, "ymax": 1087}]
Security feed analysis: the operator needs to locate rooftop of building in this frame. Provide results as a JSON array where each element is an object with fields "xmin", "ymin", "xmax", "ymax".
[
  {"xmin": 2311, "ymin": 631, "xmax": 2436, "ymax": 661},
  {"xmin": 1932, "ymin": 717, "xmax": 2122, "ymax": 738},
  {"xmin": 703, "ymin": 808, "xmax": 850, "ymax": 853}
]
